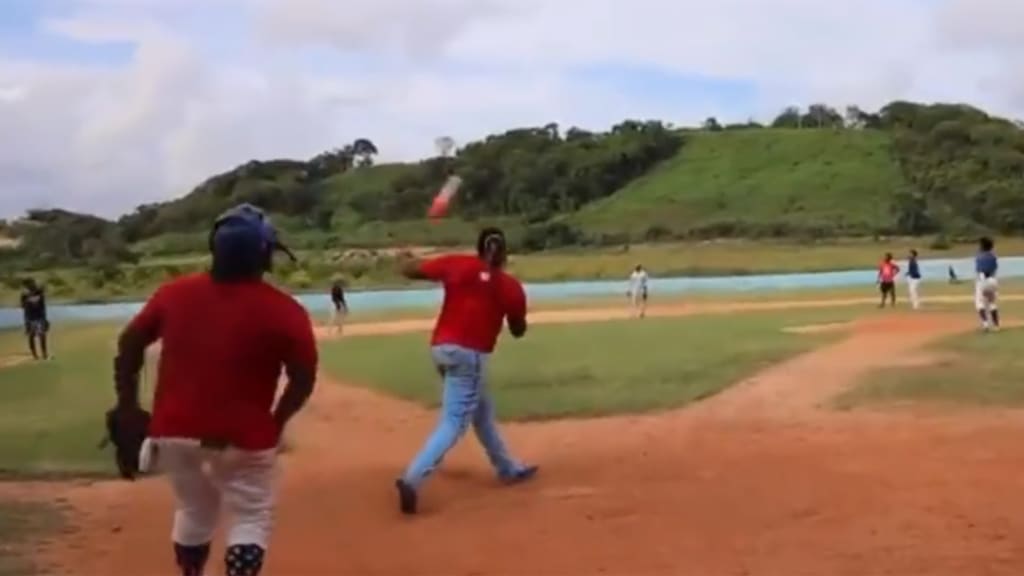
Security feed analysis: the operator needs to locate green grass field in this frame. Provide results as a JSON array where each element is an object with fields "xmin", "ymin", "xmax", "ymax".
[
  {"xmin": 837, "ymin": 324, "xmax": 1024, "ymax": 410},
  {"xmin": 573, "ymin": 130, "xmax": 906, "ymax": 237},
  {"xmin": 320, "ymin": 307, "xmax": 861, "ymax": 420}
]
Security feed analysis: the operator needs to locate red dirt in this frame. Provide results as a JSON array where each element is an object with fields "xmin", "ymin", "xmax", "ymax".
[{"xmin": 14, "ymin": 301, "xmax": 1024, "ymax": 575}]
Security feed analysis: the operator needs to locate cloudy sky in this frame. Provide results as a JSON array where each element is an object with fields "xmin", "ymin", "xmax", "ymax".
[{"xmin": 0, "ymin": 0, "xmax": 1021, "ymax": 219}]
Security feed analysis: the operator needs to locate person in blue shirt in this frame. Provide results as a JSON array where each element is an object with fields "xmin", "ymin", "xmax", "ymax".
[
  {"xmin": 975, "ymin": 236, "xmax": 999, "ymax": 332},
  {"xmin": 906, "ymin": 249, "xmax": 922, "ymax": 310}
]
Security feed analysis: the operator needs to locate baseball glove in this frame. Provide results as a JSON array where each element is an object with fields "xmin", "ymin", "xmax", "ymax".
[{"xmin": 102, "ymin": 406, "xmax": 152, "ymax": 480}]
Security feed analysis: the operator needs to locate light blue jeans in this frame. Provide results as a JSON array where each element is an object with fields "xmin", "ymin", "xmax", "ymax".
[{"xmin": 402, "ymin": 344, "xmax": 522, "ymax": 488}]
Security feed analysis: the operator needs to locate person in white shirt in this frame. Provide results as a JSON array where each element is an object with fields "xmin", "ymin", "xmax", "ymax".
[{"xmin": 627, "ymin": 265, "xmax": 649, "ymax": 318}]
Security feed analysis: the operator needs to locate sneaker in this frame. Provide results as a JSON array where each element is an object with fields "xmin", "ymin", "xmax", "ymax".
[
  {"xmin": 499, "ymin": 464, "xmax": 539, "ymax": 485},
  {"xmin": 395, "ymin": 479, "xmax": 417, "ymax": 515}
]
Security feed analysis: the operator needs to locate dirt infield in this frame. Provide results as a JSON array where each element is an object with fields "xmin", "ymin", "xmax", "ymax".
[{"xmin": 12, "ymin": 301, "xmax": 1024, "ymax": 575}]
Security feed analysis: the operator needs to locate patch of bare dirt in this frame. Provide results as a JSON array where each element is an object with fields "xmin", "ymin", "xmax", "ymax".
[{"xmin": 19, "ymin": 301, "xmax": 1024, "ymax": 576}]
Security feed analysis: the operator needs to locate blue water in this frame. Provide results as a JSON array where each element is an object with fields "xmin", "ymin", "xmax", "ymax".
[{"xmin": 0, "ymin": 256, "xmax": 1016, "ymax": 329}]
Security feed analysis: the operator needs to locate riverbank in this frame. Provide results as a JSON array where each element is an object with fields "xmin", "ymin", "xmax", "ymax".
[{"xmin": 1, "ymin": 238, "xmax": 1014, "ymax": 307}]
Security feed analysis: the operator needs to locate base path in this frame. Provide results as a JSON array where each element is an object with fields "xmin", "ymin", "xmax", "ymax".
[{"xmin": 22, "ymin": 300, "xmax": 1024, "ymax": 575}]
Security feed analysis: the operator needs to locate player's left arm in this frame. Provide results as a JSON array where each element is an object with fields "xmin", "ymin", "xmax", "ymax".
[{"xmin": 502, "ymin": 276, "xmax": 528, "ymax": 338}]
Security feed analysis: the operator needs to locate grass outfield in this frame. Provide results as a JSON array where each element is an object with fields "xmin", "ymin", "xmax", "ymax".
[
  {"xmin": 0, "ymin": 324, "xmax": 156, "ymax": 478},
  {"xmin": 836, "ymin": 323, "xmax": 1024, "ymax": 410},
  {"xmin": 320, "ymin": 307, "xmax": 861, "ymax": 421}
]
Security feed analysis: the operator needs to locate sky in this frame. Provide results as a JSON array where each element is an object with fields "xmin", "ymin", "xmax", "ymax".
[{"xmin": 0, "ymin": 0, "xmax": 1022, "ymax": 219}]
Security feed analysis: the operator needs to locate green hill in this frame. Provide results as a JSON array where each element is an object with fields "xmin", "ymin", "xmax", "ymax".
[
  {"xmin": 573, "ymin": 129, "xmax": 907, "ymax": 239},
  {"xmin": 3, "ymin": 100, "xmax": 1024, "ymax": 276}
]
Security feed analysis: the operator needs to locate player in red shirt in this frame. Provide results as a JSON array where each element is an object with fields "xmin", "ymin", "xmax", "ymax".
[
  {"xmin": 107, "ymin": 204, "xmax": 317, "ymax": 576},
  {"xmin": 394, "ymin": 227, "xmax": 537, "ymax": 515},
  {"xmin": 877, "ymin": 252, "xmax": 900, "ymax": 308}
]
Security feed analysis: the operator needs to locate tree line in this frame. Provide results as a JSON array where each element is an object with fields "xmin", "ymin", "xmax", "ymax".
[{"xmin": 2, "ymin": 100, "xmax": 1024, "ymax": 271}]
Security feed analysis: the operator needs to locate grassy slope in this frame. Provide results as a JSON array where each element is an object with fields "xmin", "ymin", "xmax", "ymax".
[{"xmin": 573, "ymin": 129, "xmax": 907, "ymax": 236}]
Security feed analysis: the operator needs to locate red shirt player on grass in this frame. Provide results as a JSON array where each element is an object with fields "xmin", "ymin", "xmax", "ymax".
[
  {"xmin": 394, "ymin": 227, "xmax": 538, "ymax": 515},
  {"xmin": 106, "ymin": 204, "xmax": 317, "ymax": 576},
  {"xmin": 877, "ymin": 252, "xmax": 900, "ymax": 308}
]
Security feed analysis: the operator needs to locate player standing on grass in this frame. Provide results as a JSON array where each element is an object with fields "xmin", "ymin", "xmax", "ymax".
[
  {"xmin": 329, "ymin": 280, "xmax": 348, "ymax": 335},
  {"xmin": 20, "ymin": 278, "xmax": 50, "ymax": 360},
  {"xmin": 394, "ymin": 227, "xmax": 538, "ymax": 515},
  {"xmin": 975, "ymin": 236, "xmax": 1000, "ymax": 332},
  {"xmin": 104, "ymin": 203, "xmax": 317, "ymax": 576},
  {"xmin": 628, "ymin": 264, "xmax": 649, "ymax": 318},
  {"xmin": 906, "ymin": 249, "xmax": 922, "ymax": 310},
  {"xmin": 877, "ymin": 253, "xmax": 900, "ymax": 308}
]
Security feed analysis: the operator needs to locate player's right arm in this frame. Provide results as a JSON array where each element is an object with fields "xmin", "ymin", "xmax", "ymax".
[
  {"xmin": 400, "ymin": 254, "xmax": 458, "ymax": 282},
  {"xmin": 272, "ymin": 301, "xmax": 319, "ymax": 434},
  {"xmin": 114, "ymin": 285, "xmax": 167, "ymax": 409}
]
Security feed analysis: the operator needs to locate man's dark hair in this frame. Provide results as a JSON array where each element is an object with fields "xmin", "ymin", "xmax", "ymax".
[
  {"xmin": 884, "ymin": 252, "xmax": 893, "ymax": 261},
  {"xmin": 910, "ymin": 249, "xmax": 918, "ymax": 257},
  {"xmin": 476, "ymin": 227, "xmax": 506, "ymax": 257},
  {"xmin": 980, "ymin": 236, "xmax": 995, "ymax": 252}
]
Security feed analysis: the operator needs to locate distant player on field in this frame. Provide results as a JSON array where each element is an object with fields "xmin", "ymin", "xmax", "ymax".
[
  {"xmin": 394, "ymin": 227, "xmax": 538, "ymax": 515},
  {"xmin": 105, "ymin": 203, "xmax": 317, "ymax": 576},
  {"xmin": 906, "ymin": 249, "xmax": 922, "ymax": 310},
  {"xmin": 628, "ymin": 264, "xmax": 649, "ymax": 318},
  {"xmin": 975, "ymin": 236, "xmax": 999, "ymax": 332},
  {"xmin": 877, "ymin": 253, "xmax": 899, "ymax": 308},
  {"xmin": 329, "ymin": 280, "xmax": 348, "ymax": 335},
  {"xmin": 20, "ymin": 278, "xmax": 50, "ymax": 360}
]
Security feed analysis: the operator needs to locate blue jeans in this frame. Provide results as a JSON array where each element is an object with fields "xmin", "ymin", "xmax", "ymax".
[{"xmin": 402, "ymin": 344, "xmax": 522, "ymax": 488}]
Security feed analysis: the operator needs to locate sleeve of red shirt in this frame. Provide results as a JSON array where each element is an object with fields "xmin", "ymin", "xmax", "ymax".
[
  {"xmin": 280, "ymin": 300, "xmax": 318, "ymax": 372},
  {"xmin": 417, "ymin": 255, "xmax": 459, "ymax": 282},
  {"xmin": 126, "ymin": 285, "xmax": 168, "ymax": 344},
  {"xmin": 501, "ymin": 276, "xmax": 528, "ymax": 322}
]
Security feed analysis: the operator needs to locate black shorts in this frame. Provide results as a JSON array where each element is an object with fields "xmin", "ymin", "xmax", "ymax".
[
  {"xmin": 879, "ymin": 281, "xmax": 895, "ymax": 295},
  {"xmin": 25, "ymin": 319, "xmax": 48, "ymax": 336},
  {"xmin": 641, "ymin": 287, "xmax": 648, "ymax": 301}
]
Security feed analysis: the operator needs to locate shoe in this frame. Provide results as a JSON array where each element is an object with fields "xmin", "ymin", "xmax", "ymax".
[
  {"xmin": 500, "ymin": 464, "xmax": 539, "ymax": 485},
  {"xmin": 395, "ymin": 479, "xmax": 417, "ymax": 515}
]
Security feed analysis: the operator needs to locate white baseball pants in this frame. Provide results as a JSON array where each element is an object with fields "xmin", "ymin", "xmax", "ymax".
[
  {"xmin": 147, "ymin": 439, "xmax": 278, "ymax": 548},
  {"xmin": 907, "ymin": 278, "xmax": 921, "ymax": 310}
]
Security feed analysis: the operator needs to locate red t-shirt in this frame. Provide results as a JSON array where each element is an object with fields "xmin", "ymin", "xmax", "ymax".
[
  {"xmin": 419, "ymin": 254, "xmax": 527, "ymax": 353},
  {"xmin": 127, "ymin": 273, "xmax": 318, "ymax": 450},
  {"xmin": 879, "ymin": 261, "xmax": 898, "ymax": 282}
]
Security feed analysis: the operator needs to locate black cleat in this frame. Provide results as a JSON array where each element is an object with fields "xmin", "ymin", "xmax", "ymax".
[{"xmin": 395, "ymin": 478, "xmax": 418, "ymax": 515}]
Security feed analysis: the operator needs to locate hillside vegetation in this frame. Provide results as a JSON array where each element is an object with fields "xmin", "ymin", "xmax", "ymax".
[
  {"xmin": 573, "ymin": 129, "xmax": 906, "ymax": 239},
  {"xmin": 2, "ymin": 100, "xmax": 1024, "ymax": 301}
]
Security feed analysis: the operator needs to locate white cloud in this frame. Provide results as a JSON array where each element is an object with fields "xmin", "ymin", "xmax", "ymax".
[{"xmin": 0, "ymin": 0, "xmax": 1022, "ymax": 219}]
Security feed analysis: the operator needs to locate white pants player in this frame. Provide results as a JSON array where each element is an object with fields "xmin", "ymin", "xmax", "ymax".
[
  {"xmin": 975, "ymin": 276, "xmax": 999, "ymax": 330},
  {"xmin": 907, "ymin": 278, "xmax": 922, "ymax": 310},
  {"xmin": 629, "ymin": 289, "xmax": 647, "ymax": 318},
  {"xmin": 146, "ymin": 439, "xmax": 278, "ymax": 550}
]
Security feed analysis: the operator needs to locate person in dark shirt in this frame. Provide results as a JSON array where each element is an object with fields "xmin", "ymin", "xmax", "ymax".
[
  {"xmin": 329, "ymin": 280, "xmax": 348, "ymax": 335},
  {"xmin": 20, "ymin": 278, "xmax": 50, "ymax": 360},
  {"xmin": 975, "ymin": 236, "xmax": 999, "ymax": 332},
  {"xmin": 906, "ymin": 249, "xmax": 922, "ymax": 310}
]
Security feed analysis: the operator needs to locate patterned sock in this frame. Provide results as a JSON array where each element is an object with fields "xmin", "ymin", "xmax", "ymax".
[{"xmin": 225, "ymin": 544, "xmax": 266, "ymax": 576}]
